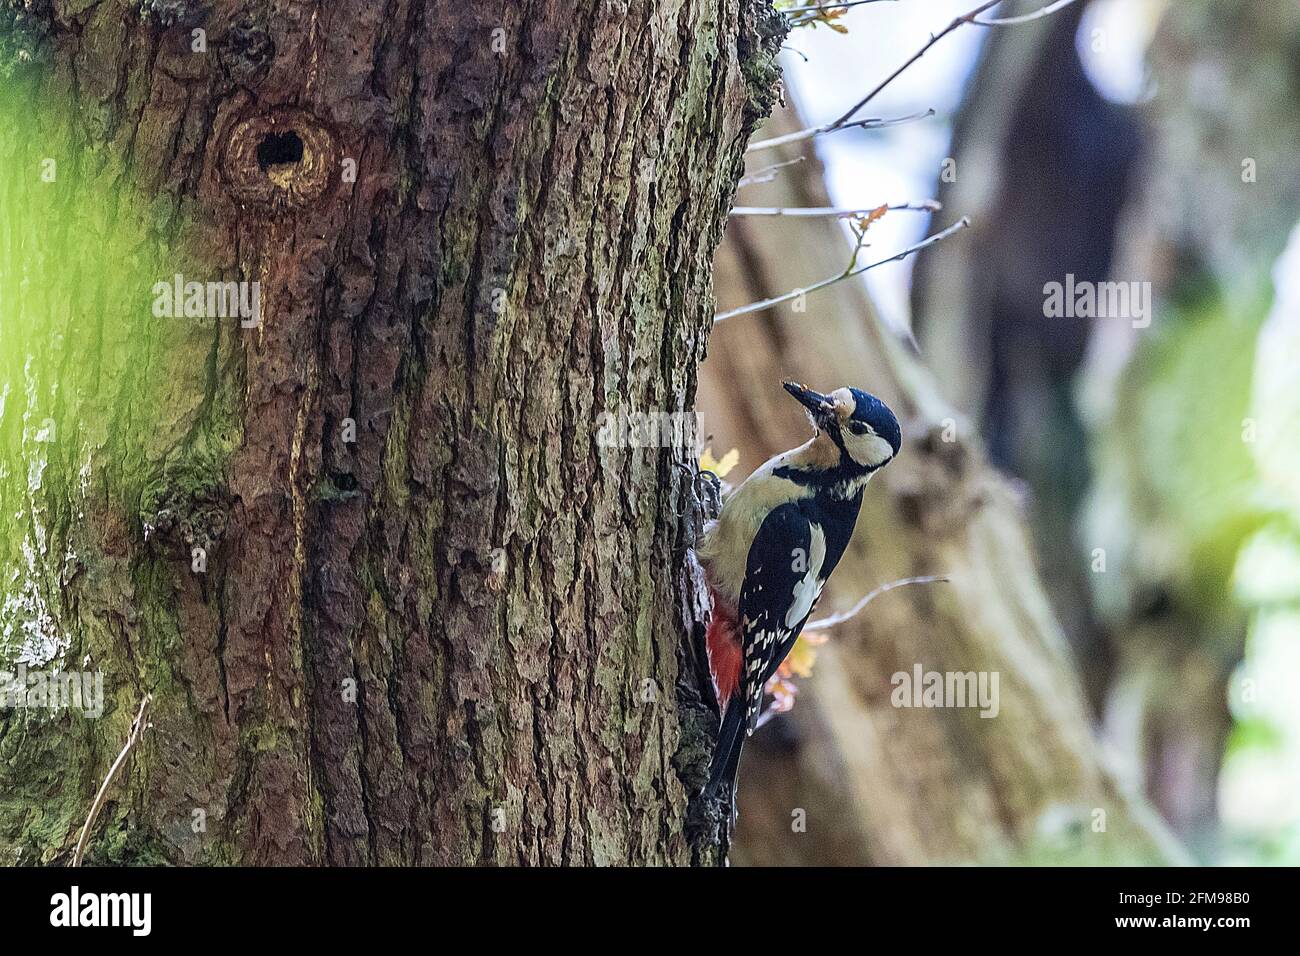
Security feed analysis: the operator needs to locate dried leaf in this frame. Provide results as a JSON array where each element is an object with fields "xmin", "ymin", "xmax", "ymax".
[
  {"xmin": 780, "ymin": 634, "xmax": 822, "ymax": 679},
  {"xmin": 699, "ymin": 446, "xmax": 740, "ymax": 479},
  {"xmin": 851, "ymin": 203, "xmax": 889, "ymax": 234}
]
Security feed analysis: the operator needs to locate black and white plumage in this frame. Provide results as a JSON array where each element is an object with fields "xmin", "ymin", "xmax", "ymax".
[
  {"xmin": 698, "ymin": 382, "xmax": 902, "ymax": 806},
  {"xmin": 736, "ymin": 503, "xmax": 828, "ymax": 728}
]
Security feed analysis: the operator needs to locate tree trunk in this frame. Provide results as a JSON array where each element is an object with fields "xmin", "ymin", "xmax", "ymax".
[
  {"xmin": 0, "ymin": 0, "xmax": 782, "ymax": 866},
  {"xmin": 706, "ymin": 102, "xmax": 1183, "ymax": 866}
]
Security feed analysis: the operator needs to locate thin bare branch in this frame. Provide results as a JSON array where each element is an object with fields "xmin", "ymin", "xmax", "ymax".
[
  {"xmin": 737, "ymin": 155, "xmax": 807, "ymax": 188},
  {"xmin": 713, "ymin": 216, "xmax": 970, "ymax": 323},
  {"xmin": 805, "ymin": 575, "xmax": 951, "ymax": 631},
  {"xmin": 753, "ymin": 0, "xmax": 1082, "ymax": 154},
  {"xmin": 72, "ymin": 694, "xmax": 152, "ymax": 867},
  {"xmin": 973, "ymin": 0, "xmax": 1080, "ymax": 26},
  {"xmin": 827, "ymin": 0, "xmax": 1002, "ymax": 129},
  {"xmin": 746, "ymin": 109, "xmax": 935, "ymax": 155},
  {"xmin": 753, "ymin": 697, "xmax": 798, "ymax": 731},
  {"xmin": 730, "ymin": 200, "xmax": 941, "ymax": 218}
]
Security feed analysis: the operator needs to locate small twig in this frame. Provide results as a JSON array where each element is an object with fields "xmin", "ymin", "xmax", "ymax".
[
  {"xmin": 72, "ymin": 694, "xmax": 152, "ymax": 867},
  {"xmin": 730, "ymin": 200, "xmax": 941, "ymax": 218},
  {"xmin": 825, "ymin": 0, "xmax": 1002, "ymax": 131},
  {"xmin": 826, "ymin": 0, "xmax": 998, "ymax": 126},
  {"xmin": 746, "ymin": 109, "xmax": 935, "ymax": 154},
  {"xmin": 713, "ymin": 216, "xmax": 970, "ymax": 323},
  {"xmin": 752, "ymin": 0, "xmax": 1080, "ymax": 153},
  {"xmin": 737, "ymin": 156, "xmax": 807, "ymax": 188},
  {"xmin": 786, "ymin": 0, "xmax": 898, "ymax": 28},
  {"xmin": 754, "ymin": 702, "xmax": 787, "ymax": 732},
  {"xmin": 782, "ymin": 0, "xmax": 897, "ymax": 16},
  {"xmin": 972, "ymin": 0, "xmax": 1080, "ymax": 26},
  {"xmin": 805, "ymin": 575, "xmax": 951, "ymax": 631}
]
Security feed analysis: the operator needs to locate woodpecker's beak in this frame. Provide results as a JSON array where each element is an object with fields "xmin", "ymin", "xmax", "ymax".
[{"xmin": 783, "ymin": 381, "xmax": 836, "ymax": 428}]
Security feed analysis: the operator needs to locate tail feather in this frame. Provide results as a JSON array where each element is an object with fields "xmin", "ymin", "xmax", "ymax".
[
  {"xmin": 703, "ymin": 585, "xmax": 747, "ymax": 812},
  {"xmin": 706, "ymin": 698, "xmax": 747, "ymax": 800}
]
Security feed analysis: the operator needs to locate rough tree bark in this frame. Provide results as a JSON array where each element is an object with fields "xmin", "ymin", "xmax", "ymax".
[
  {"xmin": 0, "ymin": 0, "xmax": 782, "ymax": 866},
  {"xmin": 705, "ymin": 102, "xmax": 1183, "ymax": 865}
]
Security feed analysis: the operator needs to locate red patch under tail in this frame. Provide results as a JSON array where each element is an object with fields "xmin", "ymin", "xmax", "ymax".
[{"xmin": 705, "ymin": 587, "xmax": 742, "ymax": 711}]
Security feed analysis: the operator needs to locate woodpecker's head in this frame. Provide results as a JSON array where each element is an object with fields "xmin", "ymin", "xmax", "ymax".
[{"xmin": 783, "ymin": 381, "xmax": 901, "ymax": 474}]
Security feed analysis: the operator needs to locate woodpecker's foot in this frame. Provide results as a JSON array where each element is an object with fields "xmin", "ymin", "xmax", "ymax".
[
  {"xmin": 695, "ymin": 469, "xmax": 723, "ymax": 521},
  {"xmin": 675, "ymin": 465, "xmax": 722, "ymax": 552}
]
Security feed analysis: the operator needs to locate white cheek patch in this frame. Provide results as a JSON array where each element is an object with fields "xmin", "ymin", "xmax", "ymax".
[
  {"xmin": 786, "ymin": 523, "xmax": 827, "ymax": 629},
  {"xmin": 846, "ymin": 431, "xmax": 894, "ymax": 469}
]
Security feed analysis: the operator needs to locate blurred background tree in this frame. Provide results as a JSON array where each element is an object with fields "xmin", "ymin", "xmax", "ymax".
[{"xmin": 705, "ymin": 0, "xmax": 1300, "ymax": 865}]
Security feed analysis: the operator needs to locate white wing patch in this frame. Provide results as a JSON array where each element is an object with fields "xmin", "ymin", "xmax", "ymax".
[{"xmin": 785, "ymin": 522, "xmax": 826, "ymax": 629}]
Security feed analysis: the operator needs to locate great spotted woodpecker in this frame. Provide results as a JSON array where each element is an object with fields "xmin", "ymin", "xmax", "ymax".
[{"xmin": 698, "ymin": 382, "xmax": 901, "ymax": 803}]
